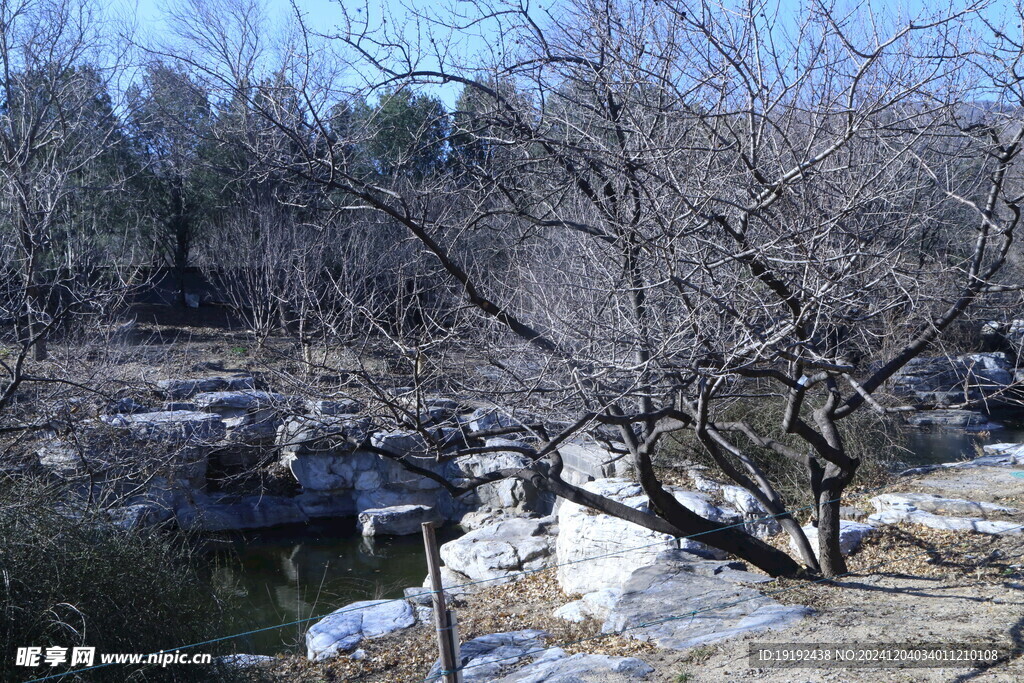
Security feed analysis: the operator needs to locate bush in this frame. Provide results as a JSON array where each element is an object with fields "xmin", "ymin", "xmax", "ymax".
[
  {"xmin": 656, "ymin": 399, "xmax": 904, "ymax": 518},
  {"xmin": 0, "ymin": 478, "xmax": 266, "ymax": 682}
]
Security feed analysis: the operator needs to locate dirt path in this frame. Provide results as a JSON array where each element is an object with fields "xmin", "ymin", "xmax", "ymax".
[{"xmin": 642, "ymin": 458, "xmax": 1024, "ymax": 683}]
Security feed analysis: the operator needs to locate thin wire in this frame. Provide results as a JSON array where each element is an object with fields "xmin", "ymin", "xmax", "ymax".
[
  {"xmin": 424, "ymin": 520, "xmax": 1024, "ymax": 680},
  {"xmin": 18, "ymin": 469, "xmax": 952, "ymax": 682}
]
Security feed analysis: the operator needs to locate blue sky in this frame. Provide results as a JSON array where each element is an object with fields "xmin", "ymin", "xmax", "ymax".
[{"xmin": 110, "ymin": 0, "xmax": 1019, "ymax": 109}]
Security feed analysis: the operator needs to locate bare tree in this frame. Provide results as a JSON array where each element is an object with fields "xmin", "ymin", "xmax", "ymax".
[
  {"xmin": 0, "ymin": 0, "xmax": 142, "ymax": 427},
  {"xmin": 165, "ymin": 0, "xmax": 1024, "ymax": 578}
]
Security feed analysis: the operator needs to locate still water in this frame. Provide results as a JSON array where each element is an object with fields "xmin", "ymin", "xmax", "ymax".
[
  {"xmin": 205, "ymin": 518, "xmax": 462, "ymax": 655},
  {"xmin": 208, "ymin": 421, "xmax": 1024, "ymax": 656}
]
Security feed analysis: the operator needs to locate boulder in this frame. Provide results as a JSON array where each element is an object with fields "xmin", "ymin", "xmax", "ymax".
[
  {"xmin": 426, "ymin": 630, "xmax": 548, "ymax": 682},
  {"xmin": 555, "ymin": 479, "xmax": 730, "ymax": 595},
  {"xmin": 602, "ymin": 556, "xmax": 811, "ymax": 650},
  {"xmin": 870, "ymin": 492, "xmax": 1018, "ymax": 518},
  {"xmin": 358, "ymin": 505, "xmax": 442, "ymax": 536},
  {"xmin": 191, "ymin": 390, "xmax": 289, "ymax": 416},
  {"xmin": 156, "ymin": 376, "xmax": 256, "ymax": 400},
  {"xmin": 788, "ymin": 521, "xmax": 875, "ymax": 560},
  {"xmin": 888, "ymin": 353, "xmax": 1015, "ymax": 405},
  {"xmin": 499, "ymin": 648, "xmax": 654, "ymax": 682},
  {"xmin": 556, "ymin": 441, "xmax": 633, "ymax": 484},
  {"xmin": 868, "ymin": 509, "xmax": 1023, "ymax": 535},
  {"xmin": 720, "ymin": 486, "xmax": 782, "ymax": 539},
  {"xmin": 553, "ymin": 588, "xmax": 622, "ymax": 623},
  {"xmin": 449, "ymin": 440, "xmax": 545, "ymax": 512},
  {"xmin": 305, "ymin": 398, "xmax": 363, "ymax": 416},
  {"xmin": 305, "ymin": 599, "xmax": 416, "ymax": 661},
  {"xmin": 177, "ymin": 494, "xmax": 308, "ymax": 531},
  {"xmin": 439, "ymin": 517, "xmax": 557, "ymax": 581},
  {"xmin": 277, "ymin": 415, "xmax": 370, "ymax": 458},
  {"xmin": 464, "ymin": 407, "xmax": 523, "ymax": 433},
  {"xmin": 99, "ymin": 410, "xmax": 225, "ymax": 442},
  {"xmin": 421, "ymin": 566, "xmax": 475, "ymax": 598}
]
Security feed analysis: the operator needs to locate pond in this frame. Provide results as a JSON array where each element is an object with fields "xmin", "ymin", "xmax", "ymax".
[
  {"xmin": 205, "ymin": 518, "xmax": 463, "ymax": 656},
  {"xmin": 900, "ymin": 418, "xmax": 1024, "ymax": 467},
  {"xmin": 206, "ymin": 417, "xmax": 1024, "ymax": 657}
]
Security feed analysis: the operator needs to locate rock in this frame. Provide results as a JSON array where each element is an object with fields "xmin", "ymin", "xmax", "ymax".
[
  {"xmin": 905, "ymin": 409, "xmax": 1002, "ymax": 431},
  {"xmin": 177, "ymin": 494, "xmax": 308, "ymax": 531},
  {"xmin": 721, "ymin": 486, "xmax": 782, "ymax": 539},
  {"xmin": 305, "ymin": 398, "xmax": 363, "ymax": 416},
  {"xmin": 106, "ymin": 503, "xmax": 173, "ymax": 529},
  {"xmin": 458, "ymin": 508, "xmax": 540, "ymax": 531},
  {"xmin": 99, "ymin": 410, "xmax": 226, "ymax": 442},
  {"xmin": 868, "ymin": 509, "xmax": 1023, "ymax": 535},
  {"xmin": 555, "ymin": 479, "xmax": 728, "ymax": 595},
  {"xmin": 107, "ymin": 397, "xmax": 149, "ymax": 414},
  {"xmin": 556, "ymin": 441, "xmax": 633, "ymax": 484},
  {"xmin": 426, "ymin": 630, "xmax": 548, "ymax": 682},
  {"xmin": 464, "ymin": 407, "xmax": 523, "ymax": 433},
  {"xmin": 358, "ymin": 505, "xmax": 442, "ymax": 536},
  {"xmin": 283, "ymin": 447, "xmax": 380, "ymax": 493},
  {"xmin": 296, "ymin": 491, "xmax": 356, "ymax": 518},
  {"xmin": 156, "ymin": 376, "xmax": 256, "ymax": 400},
  {"xmin": 553, "ymin": 588, "xmax": 622, "ymax": 623},
  {"xmin": 870, "ymin": 493, "xmax": 1018, "ymax": 518},
  {"xmin": 306, "ymin": 599, "xmax": 416, "ymax": 661},
  {"xmin": 421, "ymin": 566, "xmax": 475, "ymax": 598},
  {"xmin": 499, "ymin": 648, "xmax": 654, "ymax": 682},
  {"xmin": 439, "ymin": 517, "xmax": 557, "ymax": 581},
  {"xmin": 214, "ymin": 654, "xmax": 274, "ymax": 669},
  {"xmin": 278, "ymin": 416, "xmax": 372, "ymax": 491},
  {"xmin": 222, "ymin": 413, "xmax": 283, "ymax": 447},
  {"xmin": 450, "ymin": 440, "xmax": 545, "ymax": 512},
  {"xmin": 191, "ymin": 390, "xmax": 289, "ymax": 417},
  {"xmin": 888, "ymin": 353, "xmax": 1015, "ymax": 405},
  {"xmin": 789, "ymin": 521, "xmax": 875, "ymax": 560},
  {"xmin": 602, "ymin": 557, "xmax": 812, "ymax": 650},
  {"xmin": 687, "ymin": 468, "xmax": 725, "ymax": 493},
  {"xmin": 839, "ymin": 506, "xmax": 869, "ymax": 522}
]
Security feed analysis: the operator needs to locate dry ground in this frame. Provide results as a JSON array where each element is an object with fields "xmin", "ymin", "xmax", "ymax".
[{"xmin": 259, "ymin": 524, "xmax": 1024, "ymax": 682}]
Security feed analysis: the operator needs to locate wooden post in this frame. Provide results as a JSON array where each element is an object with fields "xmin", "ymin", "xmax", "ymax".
[{"xmin": 422, "ymin": 521, "xmax": 461, "ymax": 683}]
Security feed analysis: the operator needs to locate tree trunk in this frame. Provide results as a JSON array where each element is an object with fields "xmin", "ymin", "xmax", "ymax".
[{"xmin": 816, "ymin": 462, "xmax": 857, "ymax": 577}]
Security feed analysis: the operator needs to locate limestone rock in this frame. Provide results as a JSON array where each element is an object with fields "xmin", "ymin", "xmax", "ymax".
[
  {"xmin": 439, "ymin": 517, "xmax": 557, "ymax": 581},
  {"xmin": 789, "ymin": 521, "xmax": 875, "ymax": 560},
  {"xmin": 602, "ymin": 558, "xmax": 811, "ymax": 650},
  {"xmin": 426, "ymin": 630, "xmax": 548, "ymax": 682},
  {"xmin": 868, "ymin": 509, "xmax": 1023, "ymax": 535},
  {"xmin": 421, "ymin": 566, "xmax": 475, "ymax": 598},
  {"xmin": 305, "ymin": 398, "xmax": 363, "ymax": 416},
  {"xmin": 358, "ymin": 505, "xmax": 442, "ymax": 536},
  {"xmin": 305, "ymin": 599, "xmax": 416, "ymax": 661},
  {"xmin": 555, "ymin": 479, "xmax": 728, "ymax": 595},
  {"xmin": 177, "ymin": 494, "xmax": 308, "ymax": 531},
  {"xmin": 156, "ymin": 376, "xmax": 256, "ymax": 400},
  {"xmin": 871, "ymin": 492, "xmax": 1018, "ymax": 518},
  {"xmin": 553, "ymin": 588, "xmax": 622, "ymax": 623},
  {"xmin": 499, "ymin": 648, "xmax": 654, "ymax": 682}
]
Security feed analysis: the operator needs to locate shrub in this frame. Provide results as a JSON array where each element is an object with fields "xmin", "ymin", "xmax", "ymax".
[{"xmin": 0, "ymin": 478, "xmax": 265, "ymax": 682}]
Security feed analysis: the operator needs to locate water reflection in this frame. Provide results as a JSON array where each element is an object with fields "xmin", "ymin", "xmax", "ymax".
[{"xmin": 206, "ymin": 519, "xmax": 461, "ymax": 655}]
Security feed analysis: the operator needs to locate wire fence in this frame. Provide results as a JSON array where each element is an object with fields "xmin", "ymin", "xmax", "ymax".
[{"xmin": 21, "ymin": 462, "xmax": 1024, "ymax": 683}]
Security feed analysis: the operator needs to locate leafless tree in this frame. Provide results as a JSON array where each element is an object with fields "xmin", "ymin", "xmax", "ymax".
[
  {"xmin": 166, "ymin": 0, "xmax": 1024, "ymax": 578},
  {"xmin": 0, "ymin": 0, "xmax": 142, "ymax": 430}
]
